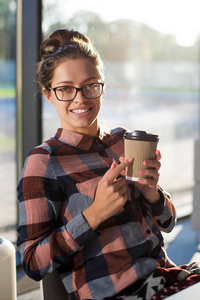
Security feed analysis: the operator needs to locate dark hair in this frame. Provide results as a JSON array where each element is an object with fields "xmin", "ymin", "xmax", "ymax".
[{"xmin": 38, "ymin": 29, "xmax": 104, "ymax": 89}]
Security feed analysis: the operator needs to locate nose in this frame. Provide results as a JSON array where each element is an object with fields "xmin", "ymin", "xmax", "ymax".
[{"xmin": 73, "ymin": 89, "xmax": 87, "ymax": 102}]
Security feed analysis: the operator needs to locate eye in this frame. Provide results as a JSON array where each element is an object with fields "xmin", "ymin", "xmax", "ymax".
[
  {"xmin": 85, "ymin": 83, "xmax": 98, "ymax": 90},
  {"xmin": 57, "ymin": 86, "xmax": 74, "ymax": 93}
]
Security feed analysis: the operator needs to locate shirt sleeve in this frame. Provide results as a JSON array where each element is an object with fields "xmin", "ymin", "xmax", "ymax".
[
  {"xmin": 17, "ymin": 146, "xmax": 97, "ymax": 281},
  {"xmin": 141, "ymin": 186, "xmax": 177, "ymax": 233}
]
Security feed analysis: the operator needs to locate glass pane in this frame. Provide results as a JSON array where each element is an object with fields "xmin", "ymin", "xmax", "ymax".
[
  {"xmin": 0, "ymin": 0, "xmax": 17, "ymax": 238},
  {"xmin": 42, "ymin": 0, "xmax": 200, "ymax": 210}
]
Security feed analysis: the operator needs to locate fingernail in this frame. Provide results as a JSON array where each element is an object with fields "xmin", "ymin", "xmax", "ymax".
[
  {"xmin": 128, "ymin": 157, "xmax": 133, "ymax": 163},
  {"xmin": 144, "ymin": 160, "xmax": 150, "ymax": 166}
]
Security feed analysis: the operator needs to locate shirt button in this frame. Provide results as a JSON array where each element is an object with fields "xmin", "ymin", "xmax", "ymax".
[{"xmin": 146, "ymin": 229, "xmax": 151, "ymax": 235}]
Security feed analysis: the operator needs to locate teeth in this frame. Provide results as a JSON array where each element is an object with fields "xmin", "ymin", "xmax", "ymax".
[{"xmin": 72, "ymin": 109, "xmax": 90, "ymax": 113}]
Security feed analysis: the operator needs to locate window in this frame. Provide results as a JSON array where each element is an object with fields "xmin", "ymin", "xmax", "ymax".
[
  {"xmin": 42, "ymin": 0, "xmax": 200, "ymax": 211},
  {"xmin": 0, "ymin": 0, "xmax": 16, "ymax": 234}
]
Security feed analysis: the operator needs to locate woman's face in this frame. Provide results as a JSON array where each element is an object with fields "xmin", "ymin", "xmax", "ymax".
[{"xmin": 44, "ymin": 58, "xmax": 104, "ymax": 136}]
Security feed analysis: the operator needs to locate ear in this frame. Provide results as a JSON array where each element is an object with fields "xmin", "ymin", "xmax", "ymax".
[{"xmin": 43, "ymin": 88, "xmax": 53, "ymax": 104}]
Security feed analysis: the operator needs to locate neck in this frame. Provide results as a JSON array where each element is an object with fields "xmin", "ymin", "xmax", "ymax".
[
  {"xmin": 76, "ymin": 124, "xmax": 99, "ymax": 137},
  {"xmin": 61, "ymin": 120, "xmax": 99, "ymax": 137}
]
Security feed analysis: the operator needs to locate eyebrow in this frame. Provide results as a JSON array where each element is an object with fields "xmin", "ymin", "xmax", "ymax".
[{"xmin": 56, "ymin": 77, "xmax": 100, "ymax": 86}]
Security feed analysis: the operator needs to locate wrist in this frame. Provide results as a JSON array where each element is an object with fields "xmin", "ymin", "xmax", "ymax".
[
  {"xmin": 145, "ymin": 188, "xmax": 163, "ymax": 205},
  {"xmin": 82, "ymin": 205, "xmax": 102, "ymax": 231}
]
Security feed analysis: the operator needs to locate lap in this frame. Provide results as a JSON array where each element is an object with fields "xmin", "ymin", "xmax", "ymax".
[{"xmin": 105, "ymin": 262, "xmax": 200, "ymax": 300}]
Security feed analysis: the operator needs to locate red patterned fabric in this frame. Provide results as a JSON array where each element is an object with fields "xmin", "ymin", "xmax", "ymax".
[{"xmin": 110, "ymin": 262, "xmax": 200, "ymax": 299}]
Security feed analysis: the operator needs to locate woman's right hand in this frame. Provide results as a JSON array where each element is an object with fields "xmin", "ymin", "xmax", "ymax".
[{"xmin": 82, "ymin": 158, "xmax": 133, "ymax": 230}]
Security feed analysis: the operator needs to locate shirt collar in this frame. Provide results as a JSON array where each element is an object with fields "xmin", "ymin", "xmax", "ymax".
[{"xmin": 55, "ymin": 128, "xmax": 105, "ymax": 150}]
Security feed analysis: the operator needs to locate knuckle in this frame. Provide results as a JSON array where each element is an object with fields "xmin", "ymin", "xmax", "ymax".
[
  {"xmin": 110, "ymin": 185, "xmax": 116, "ymax": 193},
  {"xmin": 122, "ymin": 192, "xmax": 127, "ymax": 200},
  {"xmin": 102, "ymin": 178, "xmax": 110, "ymax": 187},
  {"xmin": 118, "ymin": 197, "xmax": 126, "ymax": 207}
]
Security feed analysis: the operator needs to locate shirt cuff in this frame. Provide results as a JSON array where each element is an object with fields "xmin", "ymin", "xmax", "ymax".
[
  {"xmin": 142, "ymin": 187, "xmax": 166, "ymax": 216},
  {"xmin": 66, "ymin": 212, "xmax": 98, "ymax": 247}
]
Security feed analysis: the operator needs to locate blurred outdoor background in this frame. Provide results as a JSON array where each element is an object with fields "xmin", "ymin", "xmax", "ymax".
[{"xmin": 0, "ymin": 0, "xmax": 200, "ymax": 232}]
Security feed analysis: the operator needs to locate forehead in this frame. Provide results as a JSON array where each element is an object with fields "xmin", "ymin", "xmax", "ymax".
[{"xmin": 52, "ymin": 58, "xmax": 100, "ymax": 85}]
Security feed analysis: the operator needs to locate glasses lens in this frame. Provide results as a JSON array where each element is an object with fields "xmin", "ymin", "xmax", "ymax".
[
  {"xmin": 83, "ymin": 83, "xmax": 103, "ymax": 99},
  {"xmin": 56, "ymin": 86, "xmax": 76, "ymax": 101}
]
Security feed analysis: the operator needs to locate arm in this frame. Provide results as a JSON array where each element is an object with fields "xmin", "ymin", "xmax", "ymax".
[
  {"xmin": 17, "ymin": 147, "xmax": 97, "ymax": 281},
  {"xmin": 140, "ymin": 186, "xmax": 177, "ymax": 233},
  {"xmin": 134, "ymin": 149, "xmax": 177, "ymax": 232},
  {"xmin": 120, "ymin": 150, "xmax": 177, "ymax": 233}
]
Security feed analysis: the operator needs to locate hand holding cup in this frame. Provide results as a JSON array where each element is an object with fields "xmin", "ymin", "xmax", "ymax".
[{"xmin": 123, "ymin": 130, "xmax": 161, "ymax": 203}]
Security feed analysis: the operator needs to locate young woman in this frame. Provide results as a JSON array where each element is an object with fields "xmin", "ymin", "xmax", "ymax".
[{"xmin": 17, "ymin": 29, "xmax": 177, "ymax": 299}]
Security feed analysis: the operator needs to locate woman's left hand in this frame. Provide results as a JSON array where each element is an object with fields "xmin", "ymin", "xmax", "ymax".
[
  {"xmin": 134, "ymin": 149, "xmax": 161, "ymax": 204},
  {"xmin": 119, "ymin": 150, "xmax": 162, "ymax": 204}
]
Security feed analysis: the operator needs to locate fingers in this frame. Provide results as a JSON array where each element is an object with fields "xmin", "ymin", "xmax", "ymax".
[
  {"xmin": 155, "ymin": 149, "xmax": 161, "ymax": 161},
  {"xmin": 138, "ymin": 152, "xmax": 161, "ymax": 187},
  {"xmin": 103, "ymin": 157, "xmax": 133, "ymax": 184},
  {"xmin": 113, "ymin": 177, "xmax": 128, "ymax": 195},
  {"xmin": 139, "ymin": 170, "xmax": 159, "ymax": 186},
  {"xmin": 144, "ymin": 159, "xmax": 161, "ymax": 172},
  {"xmin": 133, "ymin": 150, "xmax": 162, "ymax": 202}
]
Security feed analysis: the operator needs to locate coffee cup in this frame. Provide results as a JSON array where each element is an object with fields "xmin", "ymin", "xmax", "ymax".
[{"xmin": 124, "ymin": 130, "xmax": 159, "ymax": 181}]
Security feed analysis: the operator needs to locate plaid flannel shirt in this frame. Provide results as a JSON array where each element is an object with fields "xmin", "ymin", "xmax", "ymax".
[{"xmin": 17, "ymin": 127, "xmax": 176, "ymax": 299}]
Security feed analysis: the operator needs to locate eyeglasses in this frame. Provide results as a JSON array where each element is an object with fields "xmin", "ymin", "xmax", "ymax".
[{"xmin": 49, "ymin": 82, "xmax": 104, "ymax": 101}]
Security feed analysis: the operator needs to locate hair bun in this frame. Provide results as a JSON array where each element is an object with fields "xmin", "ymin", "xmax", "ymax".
[
  {"xmin": 49, "ymin": 29, "xmax": 90, "ymax": 45},
  {"xmin": 40, "ymin": 29, "xmax": 92, "ymax": 60},
  {"xmin": 40, "ymin": 38, "xmax": 61, "ymax": 59}
]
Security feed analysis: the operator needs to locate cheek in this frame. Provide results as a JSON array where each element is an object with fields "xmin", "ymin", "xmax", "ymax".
[
  {"xmin": 95, "ymin": 98, "xmax": 102, "ymax": 111},
  {"xmin": 54, "ymin": 102, "xmax": 71, "ymax": 115},
  {"xmin": 98, "ymin": 98, "xmax": 103, "ymax": 112}
]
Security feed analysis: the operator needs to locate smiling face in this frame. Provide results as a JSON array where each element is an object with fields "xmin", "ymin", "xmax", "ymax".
[{"xmin": 43, "ymin": 58, "xmax": 104, "ymax": 136}]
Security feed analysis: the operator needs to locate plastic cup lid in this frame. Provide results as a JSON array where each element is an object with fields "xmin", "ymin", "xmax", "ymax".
[{"xmin": 124, "ymin": 130, "xmax": 159, "ymax": 142}]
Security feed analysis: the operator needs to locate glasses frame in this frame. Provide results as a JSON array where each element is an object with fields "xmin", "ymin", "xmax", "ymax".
[{"xmin": 49, "ymin": 82, "xmax": 104, "ymax": 102}]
